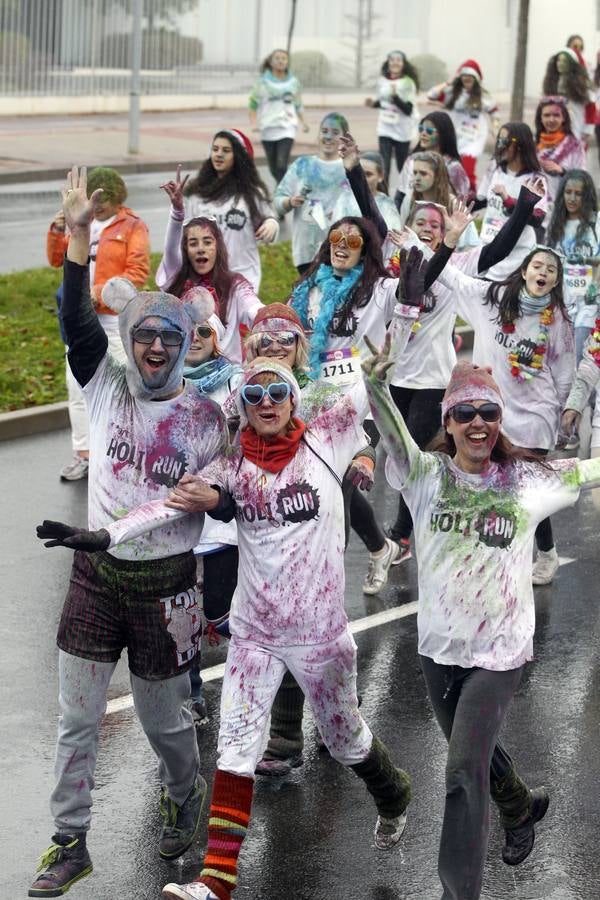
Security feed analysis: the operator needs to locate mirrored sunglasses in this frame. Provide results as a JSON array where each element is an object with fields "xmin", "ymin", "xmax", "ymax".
[
  {"xmin": 450, "ymin": 403, "xmax": 502, "ymax": 424},
  {"xmin": 329, "ymin": 229, "xmax": 364, "ymax": 250},
  {"xmin": 132, "ymin": 327, "xmax": 184, "ymax": 347},
  {"xmin": 418, "ymin": 125, "xmax": 437, "ymax": 135},
  {"xmin": 241, "ymin": 382, "xmax": 291, "ymax": 406},
  {"xmin": 258, "ymin": 331, "xmax": 297, "ymax": 349}
]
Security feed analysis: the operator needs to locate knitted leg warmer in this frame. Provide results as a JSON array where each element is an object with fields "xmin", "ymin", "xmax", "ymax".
[
  {"xmin": 350, "ymin": 735, "xmax": 411, "ymax": 818},
  {"xmin": 261, "ymin": 670, "xmax": 305, "ymax": 761},
  {"xmin": 490, "ymin": 767, "xmax": 533, "ymax": 829}
]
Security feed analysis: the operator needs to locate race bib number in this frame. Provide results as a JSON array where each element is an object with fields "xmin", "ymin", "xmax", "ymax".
[
  {"xmin": 457, "ymin": 116, "xmax": 479, "ymax": 142},
  {"xmin": 301, "ymin": 199, "xmax": 326, "ymax": 230},
  {"xmin": 564, "ymin": 264, "xmax": 592, "ymax": 302},
  {"xmin": 381, "ymin": 107, "xmax": 401, "ymax": 125},
  {"xmin": 480, "ymin": 193, "xmax": 505, "ymax": 243},
  {"xmin": 319, "ymin": 347, "xmax": 361, "ymax": 387}
]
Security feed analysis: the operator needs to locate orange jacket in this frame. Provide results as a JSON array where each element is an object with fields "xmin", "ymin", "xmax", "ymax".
[{"xmin": 46, "ymin": 206, "xmax": 151, "ymax": 315}]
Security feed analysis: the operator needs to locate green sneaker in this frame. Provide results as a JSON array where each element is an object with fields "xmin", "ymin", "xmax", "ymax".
[
  {"xmin": 159, "ymin": 775, "xmax": 207, "ymax": 860},
  {"xmin": 28, "ymin": 833, "xmax": 93, "ymax": 897}
]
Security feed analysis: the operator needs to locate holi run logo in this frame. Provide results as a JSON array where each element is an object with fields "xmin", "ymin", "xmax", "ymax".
[
  {"xmin": 512, "ymin": 337, "xmax": 537, "ymax": 366},
  {"xmin": 430, "ymin": 508, "xmax": 517, "ymax": 549},
  {"xmin": 224, "ymin": 208, "xmax": 247, "ymax": 231},
  {"xmin": 236, "ymin": 480, "xmax": 320, "ymax": 525},
  {"xmin": 106, "ymin": 433, "xmax": 188, "ymax": 487},
  {"xmin": 329, "ymin": 306, "xmax": 358, "ymax": 336},
  {"xmin": 159, "ymin": 586, "xmax": 201, "ymax": 666}
]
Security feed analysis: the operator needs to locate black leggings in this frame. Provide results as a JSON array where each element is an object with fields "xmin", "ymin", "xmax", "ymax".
[
  {"xmin": 262, "ymin": 137, "xmax": 294, "ymax": 184},
  {"xmin": 378, "ymin": 136, "xmax": 411, "ymax": 185},
  {"xmin": 388, "ymin": 385, "xmax": 445, "ymax": 541}
]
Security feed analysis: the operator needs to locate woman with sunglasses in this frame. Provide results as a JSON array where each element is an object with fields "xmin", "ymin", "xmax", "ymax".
[
  {"xmin": 364, "ymin": 50, "xmax": 420, "ymax": 184},
  {"xmin": 274, "ymin": 112, "xmax": 360, "ymax": 274},
  {"xmin": 363, "ymin": 336, "xmax": 600, "ymax": 900},
  {"xmin": 534, "ymin": 96, "xmax": 585, "ymax": 203},
  {"xmin": 183, "ymin": 130, "xmax": 278, "ymax": 292},
  {"xmin": 395, "ymin": 111, "xmax": 470, "ymax": 212},
  {"xmin": 156, "ymin": 166, "xmax": 263, "ymax": 364},
  {"xmin": 476, "ymin": 123, "xmax": 548, "ymax": 280}
]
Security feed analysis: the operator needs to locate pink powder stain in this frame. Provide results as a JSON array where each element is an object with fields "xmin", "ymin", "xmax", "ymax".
[{"xmin": 477, "ymin": 620, "xmax": 487, "ymax": 633}]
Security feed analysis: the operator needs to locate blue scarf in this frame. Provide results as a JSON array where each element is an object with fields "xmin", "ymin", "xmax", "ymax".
[
  {"xmin": 519, "ymin": 287, "xmax": 552, "ymax": 316},
  {"xmin": 290, "ymin": 263, "xmax": 364, "ymax": 377},
  {"xmin": 183, "ymin": 356, "xmax": 240, "ymax": 395}
]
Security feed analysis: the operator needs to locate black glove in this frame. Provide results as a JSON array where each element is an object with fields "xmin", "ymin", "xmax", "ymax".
[
  {"xmin": 392, "ymin": 96, "xmax": 413, "ymax": 116},
  {"xmin": 398, "ymin": 246, "xmax": 427, "ymax": 307},
  {"xmin": 36, "ymin": 520, "xmax": 111, "ymax": 552}
]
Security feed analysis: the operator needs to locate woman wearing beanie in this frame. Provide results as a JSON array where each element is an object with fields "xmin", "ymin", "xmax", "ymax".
[
  {"xmin": 365, "ymin": 50, "xmax": 420, "ymax": 184},
  {"xmin": 248, "ymin": 48, "xmax": 308, "ymax": 184},
  {"xmin": 534, "ymin": 96, "xmax": 585, "ymax": 203},
  {"xmin": 274, "ymin": 112, "xmax": 360, "ymax": 274},
  {"xmin": 542, "ymin": 47, "xmax": 595, "ymax": 145},
  {"xmin": 364, "ymin": 338, "xmax": 600, "ymax": 900},
  {"xmin": 156, "ymin": 166, "xmax": 263, "ymax": 364},
  {"xmin": 184, "ymin": 130, "xmax": 278, "ymax": 291},
  {"xmin": 428, "ymin": 59, "xmax": 498, "ymax": 192}
]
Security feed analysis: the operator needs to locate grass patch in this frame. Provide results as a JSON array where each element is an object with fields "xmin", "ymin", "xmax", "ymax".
[{"xmin": 0, "ymin": 242, "xmax": 299, "ymax": 412}]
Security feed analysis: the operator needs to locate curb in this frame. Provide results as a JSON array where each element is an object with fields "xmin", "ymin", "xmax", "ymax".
[{"xmin": 0, "ymin": 159, "xmax": 204, "ymax": 186}]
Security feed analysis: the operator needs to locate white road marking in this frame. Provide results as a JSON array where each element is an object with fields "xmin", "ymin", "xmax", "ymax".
[{"xmin": 104, "ymin": 602, "xmax": 419, "ymax": 716}]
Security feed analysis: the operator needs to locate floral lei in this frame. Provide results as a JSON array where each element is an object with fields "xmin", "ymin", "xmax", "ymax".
[
  {"xmin": 503, "ymin": 306, "xmax": 555, "ymax": 382},
  {"xmin": 589, "ymin": 316, "xmax": 600, "ymax": 368}
]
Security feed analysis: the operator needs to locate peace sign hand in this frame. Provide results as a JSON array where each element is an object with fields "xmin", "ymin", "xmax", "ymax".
[{"xmin": 160, "ymin": 164, "xmax": 190, "ymax": 213}]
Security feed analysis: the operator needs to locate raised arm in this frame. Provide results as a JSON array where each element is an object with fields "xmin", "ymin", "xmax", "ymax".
[
  {"xmin": 156, "ymin": 165, "xmax": 189, "ymax": 289},
  {"xmin": 477, "ymin": 177, "xmax": 546, "ymax": 274},
  {"xmin": 339, "ymin": 133, "xmax": 388, "ymax": 241}
]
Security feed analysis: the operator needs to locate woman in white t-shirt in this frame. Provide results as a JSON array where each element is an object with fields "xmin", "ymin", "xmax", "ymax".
[
  {"xmin": 248, "ymin": 48, "xmax": 309, "ymax": 184},
  {"xmin": 364, "ymin": 344, "xmax": 600, "ymax": 900},
  {"xmin": 365, "ymin": 50, "xmax": 419, "ymax": 184},
  {"xmin": 184, "ymin": 129, "xmax": 278, "ymax": 291}
]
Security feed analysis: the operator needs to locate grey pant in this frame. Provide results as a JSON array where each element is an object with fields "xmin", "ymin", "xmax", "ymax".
[
  {"xmin": 420, "ymin": 656, "xmax": 526, "ymax": 900},
  {"xmin": 51, "ymin": 650, "xmax": 199, "ymax": 833}
]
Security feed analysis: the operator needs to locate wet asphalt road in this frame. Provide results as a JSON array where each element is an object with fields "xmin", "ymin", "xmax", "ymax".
[{"xmin": 1, "ymin": 426, "xmax": 600, "ymax": 900}]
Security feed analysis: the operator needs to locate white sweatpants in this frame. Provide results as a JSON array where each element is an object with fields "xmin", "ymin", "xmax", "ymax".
[{"xmin": 217, "ymin": 628, "xmax": 373, "ymax": 777}]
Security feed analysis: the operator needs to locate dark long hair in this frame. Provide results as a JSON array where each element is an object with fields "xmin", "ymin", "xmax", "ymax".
[
  {"xmin": 381, "ymin": 52, "xmax": 420, "ymax": 90},
  {"xmin": 428, "ymin": 428, "xmax": 553, "ymax": 467},
  {"xmin": 417, "ymin": 111, "xmax": 462, "ymax": 162},
  {"xmin": 185, "ymin": 131, "xmax": 271, "ymax": 226},
  {"xmin": 542, "ymin": 52, "xmax": 590, "ymax": 104},
  {"xmin": 445, "ymin": 75, "xmax": 483, "ymax": 111},
  {"xmin": 494, "ymin": 122, "xmax": 541, "ymax": 174},
  {"xmin": 165, "ymin": 216, "xmax": 245, "ymax": 326},
  {"xmin": 485, "ymin": 247, "xmax": 568, "ymax": 325},
  {"xmin": 295, "ymin": 217, "xmax": 389, "ymax": 329},
  {"xmin": 546, "ymin": 169, "xmax": 598, "ymax": 248},
  {"xmin": 534, "ymin": 97, "xmax": 574, "ymax": 141},
  {"xmin": 260, "ymin": 48, "xmax": 289, "ymax": 74}
]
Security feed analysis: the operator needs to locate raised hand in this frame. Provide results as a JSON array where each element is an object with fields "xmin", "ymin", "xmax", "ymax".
[
  {"xmin": 61, "ymin": 166, "xmax": 104, "ymax": 231},
  {"xmin": 160, "ymin": 164, "xmax": 190, "ymax": 213},
  {"xmin": 36, "ymin": 520, "xmax": 110, "ymax": 552},
  {"xmin": 398, "ymin": 246, "xmax": 426, "ymax": 307},
  {"xmin": 523, "ymin": 175, "xmax": 546, "ymax": 200},
  {"xmin": 443, "ymin": 197, "xmax": 474, "ymax": 247},
  {"xmin": 338, "ymin": 132, "xmax": 361, "ymax": 170},
  {"xmin": 362, "ymin": 332, "xmax": 395, "ymax": 382}
]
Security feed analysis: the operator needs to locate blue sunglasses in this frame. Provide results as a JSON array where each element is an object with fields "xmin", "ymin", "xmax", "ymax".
[{"xmin": 241, "ymin": 382, "xmax": 291, "ymax": 406}]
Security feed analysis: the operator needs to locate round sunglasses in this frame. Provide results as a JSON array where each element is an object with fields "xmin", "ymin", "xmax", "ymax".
[
  {"xmin": 449, "ymin": 403, "xmax": 502, "ymax": 424},
  {"xmin": 241, "ymin": 382, "xmax": 291, "ymax": 406},
  {"xmin": 258, "ymin": 331, "xmax": 297, "ymax": 349},
  {"xmin": 195, "ymin": 325, "xmax": 214, "ymax": 339},
  {"xmin": 132, "ymin": 327, "xmax": 184, "ymax": 347},
  {"xmin": 329, "ymin": 229, "xmax": 364, "ymax": 250}
]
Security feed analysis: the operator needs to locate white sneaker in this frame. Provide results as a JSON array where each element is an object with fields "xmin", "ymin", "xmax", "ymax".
[
  {"xmin": 363, "ymin": 538, "xmax": 399, "ymax": 595},
  {"xmin": 374, "ymin": 811, "xmax": 408, "ymax": 849},
  {"xmin": 162, "ymin": 883, "xmax": 218, "ymax": 900},
  {"xmin": 60, "ymin": 456, "xmax": 89, "ymax": 481},
  {"xmin": 532, "ymin": 547, "xmax": 559, "ymax": 585}
]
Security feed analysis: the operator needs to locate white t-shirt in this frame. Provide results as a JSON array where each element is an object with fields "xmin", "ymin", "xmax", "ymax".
[
  {"xmin": 553, "ymin": 214, "xmax": 600, "ymax": 329},
  {"xmin": 249, "ymin": 71, "xmax": 302, "ymax": 141},
  {"xmin": 437, "ymin": 264, "xmax": 575, "ymax": 449},
  {"xmin": 185, "ymin": 194, "xmax": 276, "ymax": 292},
  {"xmin": 84, "ymin": 354, "xmax": 227, "ymax": 561},
  {"xmin": 197, "ymin": 394, "xmax": 368, "ymax": 646},
  {"xmin": 428, "ymin": 88, "xmax": 497, "ymax": 158},
  {"xmin": 386, "ymin": 449, "xmax": 580, "ymax": 670},
  {"xmin": 374, "ymin": 75, "xmax": 419, "ymax": 142},
  {"xmin": 89, "ymin": 215, "xmax": 116, "ymax": 285}
]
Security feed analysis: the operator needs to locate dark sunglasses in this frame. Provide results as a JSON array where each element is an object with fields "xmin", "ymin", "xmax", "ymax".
[
  {"xmin": 241, "ymin": 382, "xmax": 291, "ymax": 406},
  {"xmin": 418, "ymin": 125, "xmax": 437, "ymax": 135},
  {"xmin": 258, "ymin": 331, "xmax": 297, "ymax": 349},
  {"xmin": 195, "ymin": 325, "xmax": 214, "ymax": 339},
  {"xmin": 449, "ymin": 403, "xmax": 502, "ymax": 424},
  {"xmin": 132, "ymin": 327, "xmax": 184, "ymax": 347}
]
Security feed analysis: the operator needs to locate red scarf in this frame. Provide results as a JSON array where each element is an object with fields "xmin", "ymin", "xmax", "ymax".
[
  {"xmin": 537, "ymin": 130, "xmax": 566, "ymax": 150},
  {"xmin": 240, "ymin": 418, "xmax": 306, "ymax": 473}
]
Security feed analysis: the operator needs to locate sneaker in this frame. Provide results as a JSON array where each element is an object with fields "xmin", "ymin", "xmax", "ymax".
[
  {"xmin": 363, "ymin": 538, "xmax": 399, "ymax": 595},
  {"xmin": 28, "ymin": 833, "xmax": 92, "ymax": 897},
  {"xmin": 255, "ymin": 752, "xmax": 304, "ymax": 777},
  {"xmin": 391, "ymin": 538, "xmax": 412, "ymax": 567},
  {"xmin": 185, "ymin": 697, "xmax": 208, "ymax": 726},
  {"xmin": 564, "ymin": 430, "xmax": 580, "ymax": 451},
  {"xmin": 532, "ymin": 547, "xmax": 559, "ymax": 585},
  {"xmin": 374, "ymin": 811, "xmax": 408, "ymax": 850},
  {"xmin": 158, "ymin": 775, "xmax": 207, "ymax": 860},
  {"xmin": 162, "ymin": 884, "xmax": 219, "ymax": 900},
  {"xmin": 502, "ymin": 787, "xmax": 549, "ymax": 866},
  {"xmin": 60, "ymin": 457, "xmax": 89, "ymax": 482}
]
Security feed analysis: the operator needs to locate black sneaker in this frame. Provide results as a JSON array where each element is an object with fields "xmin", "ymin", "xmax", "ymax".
[
  {"xmin": 28, "ymin": 833, "xmax": 92, "ymax": 897},
  {"xmin": 502, "ymin": 787, "xmax": 549, "ymax": 866},
  {"xmin": 255, "ymin": 752, "xmax": 304, "ymax": 777},
  {"xmin": 158, "ymin": 775, "xmax": 207, "ymax": 860}
]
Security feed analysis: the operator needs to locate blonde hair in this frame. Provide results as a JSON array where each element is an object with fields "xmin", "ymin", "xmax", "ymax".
[{"xmin": 244, "ymin": 330, "xmax": 310, "ymax": 372}]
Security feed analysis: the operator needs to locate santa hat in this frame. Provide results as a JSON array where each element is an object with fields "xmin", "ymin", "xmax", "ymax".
[
  {"xmin": 224, "ymin": 128, "xmax": 254, "ymax": 158},
  {"xmin": 457, "ymin": 59, "xmax": 483, "ymax": 82},
  {"xmin": 250, "ymin": 303, "xmax": 305, "ymax": 336},
  {"xmin": 235, "ymin": 357, "xmax": 302, "ymax": 426},
  {"xmin": 441, "ymin": 362, "xmax": 504, "ymax": 423}
]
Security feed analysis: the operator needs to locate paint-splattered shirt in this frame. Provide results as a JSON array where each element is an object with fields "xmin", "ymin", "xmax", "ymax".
[{"xmin": 84, "ymin": 354, "xmax": 227, "ymax": 561}]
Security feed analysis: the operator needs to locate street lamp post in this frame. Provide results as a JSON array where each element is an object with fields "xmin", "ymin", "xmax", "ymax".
[{"xmin": 128, "ymin": 0, "xmax": 143, "ymax": 155}]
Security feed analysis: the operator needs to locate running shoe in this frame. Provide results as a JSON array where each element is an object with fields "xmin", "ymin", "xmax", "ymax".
[
  {"xmin": 502, "ymin": 787, "xmax": 549, "ymax": 865},
  {"xmin": 158, "ymin": 775, "xmax": 207, "ymax": 860},
  {"xmin": 255, "ymin": 752, "xmax": 304, "ymax": 777},
  {"xmin": 162, "ymin": 884, "xmax": 220, "ymax": 900},
  {"xmin": 532, "ymin": 548, "xmax": 559, "ymax": 585},
  {"xmin": 60, "ymin": 456, "xmax": 89, "ymax": 481},
  {"xmin": 374, "ymin": 811, "xmax": 408, "ymax": 850},
  {"xmin": 185, "ymin": 697, "xmax": 209, "ymax": 726},
  {"xmin": 362, "ymin": 538, "xmax": 399, "ymax": 594},
  {"xmin": 391, "ymin": 538, "xmax": 412, "ymax": 566},
  {"xmin": 28, "ymin": 833, "xmax": 92, "ymax": 897}
]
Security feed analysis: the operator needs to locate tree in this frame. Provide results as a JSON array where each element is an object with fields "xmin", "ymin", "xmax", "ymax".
[
  {"xmin": 510, "ymin": 0, "xmax": 529, "ymax": 121},
  {"xmin": 287, "ymin": 0, "xmax": 297, "ymax": 55}
]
